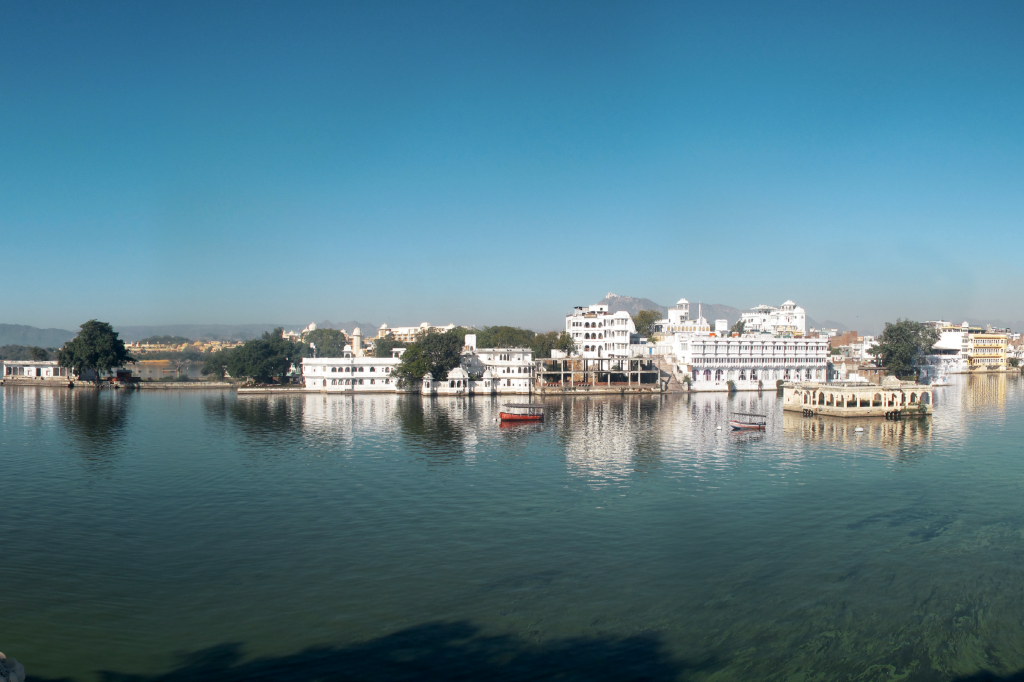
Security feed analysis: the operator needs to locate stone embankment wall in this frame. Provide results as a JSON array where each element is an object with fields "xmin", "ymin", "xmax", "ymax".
[{"xmin": 0, "ymin": 653, "xmax": 26, "ymax": 682}]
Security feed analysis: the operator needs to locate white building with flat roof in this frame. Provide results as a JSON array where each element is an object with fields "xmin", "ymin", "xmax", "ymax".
[
  {"xmin": 2, "ymin": 360, "xmax": 71, "ymax": 381},
  {"xmin": 565, "ymin": 304, "xmax": 638, "ymax": 358},
  {"xmin": 679, "ymin": 335, "xmax": 830, "ymax": 392},
  {"xmin": 301, "ymin": 349, "xmax": 405, "ymax": 392},
  {"xmin": 461, "ymin": 335, "xmax": 533, "ymax": 393},
  {"xmin": 740, "ymin": 300, "xmax": 806, "ymax": 336}
]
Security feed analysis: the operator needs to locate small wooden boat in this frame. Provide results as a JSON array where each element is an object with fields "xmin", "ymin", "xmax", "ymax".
[
  {"xmin": 499, "ymin": 403, "xmax": 545, "ymax": 422},
  {"xmin": 729, "ymin": 413, "xmax": 766, "ymax": 431}
]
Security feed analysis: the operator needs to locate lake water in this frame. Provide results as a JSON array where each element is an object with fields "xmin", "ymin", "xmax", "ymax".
[{"xmin": 2, "ymin": 376, "xmax": 1024, "ymax": 681}]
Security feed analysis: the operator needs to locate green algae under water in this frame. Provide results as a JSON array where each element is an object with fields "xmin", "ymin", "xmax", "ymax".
[{"xmin": 2, "ymin": 375, "xmax": 1024, "ymax": 681}]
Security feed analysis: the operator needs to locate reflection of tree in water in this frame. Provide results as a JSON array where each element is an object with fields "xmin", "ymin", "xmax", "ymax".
[
  {"xmin": 30, "ymin": 621, "xmax": 697, "ymax": 682},
  {"xmin": 61, "ymin": 389, "xmax": 133, "ymax": 466},
  {"xmin": 393, "ymin": 398, "xmax": 469, "ymax": 463},
  {"xmin": 203, "ymin": 394, "xmax": 305, "ymax": 442}
]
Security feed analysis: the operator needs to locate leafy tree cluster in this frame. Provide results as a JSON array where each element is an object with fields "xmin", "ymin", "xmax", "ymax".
[
  {"xmin": 729, "ymin": 320, "xmax": 746, "ymax": 336},
  {"xmin": 373, "ymin": 332, "xmax": 402, "ymax": 358},
  {"xmin": 391, "ymin": 327, "xmax": 471, "ymax": 388},
  {"xmin": 202, "ymin": 328, "xmax": 306, "ymax": 383},
  {"xmin": 631, "ymin": 310, "xmax": 661, "ymax": 337},
  {"xmin": 58, "ymin": 320, "xmax": 136, "ymax": 378},
  {"xmin": 303, "ymin": 328, "xmax": 348, "ymax": 358},
  {"xmin": 869, "ymin": 319, "xmax": 940, "ymax": 377},
  {"xmin": 138, "ymin": 335, "xmax": 192, "ymax": 345},
  {"xmin": 0, "ymin": 345, "xmax": 54, "ymax": 361},
  {"xmin": 475, "ymin": 326, "xmax": 574, "ymax": 358}
]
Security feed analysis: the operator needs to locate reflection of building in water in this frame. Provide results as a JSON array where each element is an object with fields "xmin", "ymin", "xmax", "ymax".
[
  {"xmin": 783, "ymin": 411, "xmax": 932, "ymax": 448},
  {"xmin": 559, "ymin": 397, "xmax": 663, "ymax": 481}
]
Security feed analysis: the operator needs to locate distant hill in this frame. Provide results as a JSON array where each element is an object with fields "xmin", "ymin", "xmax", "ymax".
[
  {"xmin": 806, "ymin": 317, "xmax": 849, "ymax": 333},
  {"xmin": 599, "ymin": 293, "xmax": 668, "ymax": 317},
  {"xmin": 599, "ymin": 294, "xmax": 743, "ymax": 326},
  {"xmin": 0, "ymin": 324, "xmax": 76, "ymax": 347},
  {"xmin": 312, "ymin": 320, "xmax": 378, "ymax": 336}
]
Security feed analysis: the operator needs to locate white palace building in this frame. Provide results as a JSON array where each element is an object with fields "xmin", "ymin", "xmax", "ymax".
[
  {"xmin": 564, "ymin": 303, "xmax": 641, "ymax": 358},
  {"xmin": 650, "ymin": 297, "xmax": 826, "ymax": 392}
]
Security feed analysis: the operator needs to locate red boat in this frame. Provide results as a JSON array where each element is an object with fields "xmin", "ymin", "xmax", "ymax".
[{"xmin": 499, "ymin": 403, "xmax": 545, "ymax": 422}]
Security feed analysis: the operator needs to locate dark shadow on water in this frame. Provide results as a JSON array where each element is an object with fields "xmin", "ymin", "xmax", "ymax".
[
  {"xmin": 61, "ymin": 389, "xmax": 133, "ymax": 465},
  {"xmin": 203, "ymin": 393, "xmax": 304, "ymax": 439},
  {"xmin": 394, "ymin": 399, "xmax": 468, "ymax": 462},
  {"xmin": 28, "ymin": 621, "xmax": 711, "ymax": 682}
]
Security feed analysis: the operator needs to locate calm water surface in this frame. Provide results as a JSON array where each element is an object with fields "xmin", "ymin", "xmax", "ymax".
[{"xmin": 2, "ymin": 376, "xmax": 1024, "ymax": 681}]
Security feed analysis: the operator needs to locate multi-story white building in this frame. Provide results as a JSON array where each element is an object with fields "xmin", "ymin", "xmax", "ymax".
[
  {"xmin": 652, "ymin": 299, "xmax": 712, "ymax": 335},
  {"xmin": 460, "ymin": 335, "xmax": 534, "ymax": 393},
  {"xmin": 740, "ymin": 300, "xmax": 806, "ymax": 336},
  {"xmin": 301, "ymin": 348, "xmax": 405, "ymax": 392},
  {"xmin": 676, "ymin": 335, "xmax": 830, "ymax": 392},
  {"xmin": 565, "ymin": 303, "xmax": 638, "ymax": 358}
]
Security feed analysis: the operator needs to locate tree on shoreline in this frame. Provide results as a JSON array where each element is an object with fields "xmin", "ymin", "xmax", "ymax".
[
  {"xmin": 870, "ymin": 319, "xmax": 939, "ymax": 377},
  {"xmin": 392, "ymin": 328, "xmax": 469, "ymax": 388},
  {"xmin": 58, "ymin": 320, "xmax": 135, "ymax": 379}
]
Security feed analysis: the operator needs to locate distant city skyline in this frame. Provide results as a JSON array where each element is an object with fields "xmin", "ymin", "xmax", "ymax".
[{"xmin": 2, "ymin": 2, "xmax": 1022, "ymax": 333}]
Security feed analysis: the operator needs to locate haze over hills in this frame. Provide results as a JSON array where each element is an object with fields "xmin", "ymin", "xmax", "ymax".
[
  {"xmin": 0, "ymin": 324, "xmax": 76, "ymax": 348},
  {"xmin": 598, "ymin": 293, "xmax": 851, "ymax": 333}
]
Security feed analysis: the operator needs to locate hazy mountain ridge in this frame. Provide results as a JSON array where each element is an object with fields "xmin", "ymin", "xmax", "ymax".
[
  {"xmin": 599, "ymin": 294, "xmax": 858, "ymax": 333},
  {"xmin": 598, "ymin": 294, "xmax": 743, "ymax": 327},
  {"xmin": 0, "ymin": 324, "xmax": 76, "ymax": 347}
]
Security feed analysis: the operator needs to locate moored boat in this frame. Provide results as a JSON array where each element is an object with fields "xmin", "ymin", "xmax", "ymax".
[
  {"xmin": 499, "ymin": 403, "xmax": 545, "ymax": 422},
  {"xmin": 729, "ymin": 413, "xmax": 766, "ymax": 431}
]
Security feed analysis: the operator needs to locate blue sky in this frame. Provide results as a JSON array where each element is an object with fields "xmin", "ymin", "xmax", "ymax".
[{"xmin": 2, "ymin": 1, "xmax": 1022, "ymax": 333}]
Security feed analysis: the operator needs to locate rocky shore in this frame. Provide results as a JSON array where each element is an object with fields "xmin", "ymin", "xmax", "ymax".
[{"xmin": 0, "ymin": 653, "xmax": 25, "ymax": 682}]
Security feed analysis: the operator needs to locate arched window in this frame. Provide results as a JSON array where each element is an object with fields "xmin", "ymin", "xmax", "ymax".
[
  {"xmin": 715, "ymin": 369, "xmax": 723, "ymax": 381},
  {"xmin": 331, "ymin": 367, "xmax": 336, "ymax": 372},
  {"xmin": 910, "ymin": 393, "xmax": 917, "ymax": 403},
  {"xmin": 370, "ymin": 367, "xmax": 376, "ymax": 372},
  {"xmin": 703, "ymin": 369, "xmax": 712, "ymax": 381}
]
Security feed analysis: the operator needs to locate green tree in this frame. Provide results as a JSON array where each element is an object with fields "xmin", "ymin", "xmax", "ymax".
[
  {"xmin": 373, "ymin": 332, "xmax": 401, "ymax": 358},
  {"xmin": 869, "ymin": 319, "xmax": 939, "ymax": 377},
  {"xmin": 226, "ymin": 328, "xmax": 304, "ymax": 383},
  {"xmin": 303, "ymin": 328, "xmax": 348, "ymax": 357},
  {"xmin": 392, "ymin": 327, "xmax": 469, "ymax": 388},
  {"xmin": 729, "ymin": 320, "xmax": 746, "ymax": 336},
  {"xmin": 29, "ymin": 346, "xmax": 50, "ymax": 361},
  {"xmin": 529, "ymin": 330, "xmax": 576, "ymax": 358},
  {"xmin": 58, "ymin": 320, "xmax": 136, "ymax": 379},
  {"xmin": 632, "ymin": 310, "xmax": 660, "ymax": 337},
  {"xmin": 476, "ymin": 326, "xmax": 535, "ymax": 349},
  {"xmin": 201, "ymin": 349, "xmax": 231, "ymax": 379},
  {"xmin": 1009, "ymin": 357, "xmax": 1020, "ymax": 369}
]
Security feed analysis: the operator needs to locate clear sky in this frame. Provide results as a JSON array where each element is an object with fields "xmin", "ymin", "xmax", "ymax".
[{"xmin": 2, "ymin": 1, "xmax": 1022, "ymax": 333}]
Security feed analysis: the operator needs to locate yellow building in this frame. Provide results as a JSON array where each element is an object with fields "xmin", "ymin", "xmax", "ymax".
[{"xmin": 967, "ymin": 333, "xmax": 1007, "ymax": 371}]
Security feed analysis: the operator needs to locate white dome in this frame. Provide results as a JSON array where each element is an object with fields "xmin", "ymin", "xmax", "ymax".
[
  {"xmin": 482, "ymin": 369, "xmax": 493, "ymax": 379},
  {"xmin": 352, "ymin": 327, "xmax": 362, "ymax": 336},
  {"xmin": 420, "ymin": 322, "xmax": 429, "ymax": 328},
  {"xmin": 379, "ymin": 323, "xmax": 388, "ymax": 329},
  {"xmin": 447, "ymin": 366, "xmax": 469, "ymax": 379},
  {"xmin": 783, "ymin": 300, "xmax": 795, "ymax": 306},
  {"xmin": 676, "ymin": 298, "xmax": 689, "ymax": 306}
]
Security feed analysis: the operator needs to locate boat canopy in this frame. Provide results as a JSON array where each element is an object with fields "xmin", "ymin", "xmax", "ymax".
[{"xmin": 503, "ymin": 403, "xmax": 546, "ymax": 409}]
